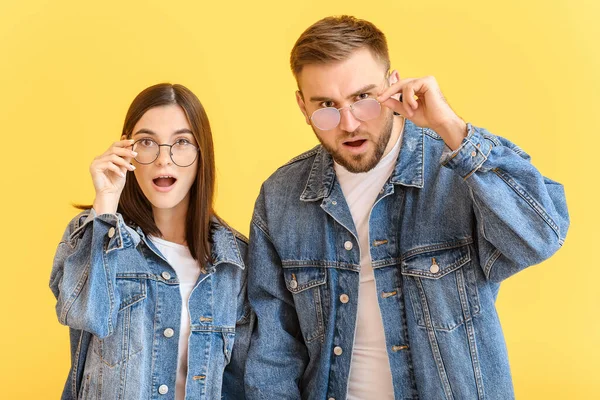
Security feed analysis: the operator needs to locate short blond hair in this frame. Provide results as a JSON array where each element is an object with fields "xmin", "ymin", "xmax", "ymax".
[{"xmin": 290, "ymin": 15, "xmax": 390, "ymax": 80}]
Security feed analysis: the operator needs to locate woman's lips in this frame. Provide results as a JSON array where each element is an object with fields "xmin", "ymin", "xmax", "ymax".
[{"xmin": 152, "ymin": 177, "xmax": 177, "ymax": 192}]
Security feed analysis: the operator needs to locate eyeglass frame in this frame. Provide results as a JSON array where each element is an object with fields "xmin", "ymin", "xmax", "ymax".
[
  {"xmin": 131, "ymin": 138, "xmax": 200, "ymax": 167},
  {"xmin": 309, "ymin": 97, "xmax": 383, "ymax": 131},
  {"xmin": 305, "ymin": 76, "xmax": 405, "ymax": 131}
]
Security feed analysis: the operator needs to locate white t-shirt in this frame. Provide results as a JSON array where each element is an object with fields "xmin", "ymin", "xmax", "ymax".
[
  {"xmin": 149, "ymin": 236, "xmax": 201, "ymax": 400},
  {"xmin": 334, "ymin": 135, "xmax": 403, "ymax": 400}
]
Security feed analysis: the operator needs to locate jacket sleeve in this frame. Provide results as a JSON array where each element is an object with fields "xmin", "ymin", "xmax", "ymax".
[
  {"xmin": 222, "ymin": 238, "xmax": 256, "ymax": 399},
  {"xmin": 49, "ymin": 209, "xmax": 132, "ymax": 338},
  {"xmin": 244, "ymin": 188, "xmax": 308, "ymax": 400},
  {"xmin": 441, "ymin": 124, "xmax": 570, "ymax": 282}
]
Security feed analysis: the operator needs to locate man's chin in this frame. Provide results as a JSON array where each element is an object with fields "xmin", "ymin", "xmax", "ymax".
[{"xmin": 334, "ymin": 152, "xmax": 379, "ymax": 173}]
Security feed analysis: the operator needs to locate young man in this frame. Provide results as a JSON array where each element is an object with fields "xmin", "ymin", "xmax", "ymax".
[{"xmin": 245, "ymin": 15, "xmax": 569, "ymax": 400}]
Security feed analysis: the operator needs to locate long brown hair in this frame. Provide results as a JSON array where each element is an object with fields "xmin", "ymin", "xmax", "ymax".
[{"xmin": 82, "ymin": 83, "xmax": 217, "ymax": 266}]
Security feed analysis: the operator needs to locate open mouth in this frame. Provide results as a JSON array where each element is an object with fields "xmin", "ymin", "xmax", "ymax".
[
  {"xmin": 152, "ymin": 175, "xmax": 177, "ymax": 189},
  {"xmin": 344, "ymin": 139, "xmax": 367, "ymax": 147},
  {"xmin": 344, "ymin": 139, "xmax": 367, "ymax": 148}
]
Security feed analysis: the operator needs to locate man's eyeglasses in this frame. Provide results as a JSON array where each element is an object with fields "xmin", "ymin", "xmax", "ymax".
[{"xmin": 310, "ymin": 97, "xmax": 382, "ymax": 131}]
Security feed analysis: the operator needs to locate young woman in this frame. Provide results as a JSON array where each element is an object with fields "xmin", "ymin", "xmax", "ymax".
[{"xmin": 50, "ymin": 83, "xmax": 252, "ymax": 399}]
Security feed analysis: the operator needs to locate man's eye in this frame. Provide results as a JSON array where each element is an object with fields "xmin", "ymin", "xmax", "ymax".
[
  {"xmin": 321, "ymin": 101, "xmax": 335, "ymax": 108},
  {"xmin": 358, "ymin": 93, "xmax": 370, "ymax": 100}
]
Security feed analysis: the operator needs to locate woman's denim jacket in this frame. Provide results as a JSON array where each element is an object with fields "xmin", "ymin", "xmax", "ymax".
[{"xmin": 50, "ymin": 209, "xmax": 253, "ymax": 399}]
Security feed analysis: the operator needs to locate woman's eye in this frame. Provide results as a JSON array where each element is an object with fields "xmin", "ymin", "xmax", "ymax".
[
  {"xmin": 175, "ymin": 139, "xmax": 192, "ymax": 146},
  {"xmin": 140, "ymin": 139, "xmax": 155, "ymax": 147},
  {"xmin": 358, "ymin": 93, "xmax": 370, "ymax": 100}
]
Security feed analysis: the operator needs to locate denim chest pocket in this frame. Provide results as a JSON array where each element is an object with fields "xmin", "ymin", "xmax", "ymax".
[
  {"xmin": 283, "ymin": 267, "xmax": 326, "ymax": 344},
  {"xmin": 93, "ymin": 275, "xmax": 147, "ymax": 367},
  {"xmin": 401, "ymin": 243, "xmax": 480, "ymax": 331}
]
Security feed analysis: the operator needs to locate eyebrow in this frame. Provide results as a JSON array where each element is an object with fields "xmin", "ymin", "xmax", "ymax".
[
  {"xmin": 309, "ymin": 84, "xmax": 378, "ymax": 103},
  {"xmin": 133, "ymin": 128, "xmax": 194, "ymax": 136}
]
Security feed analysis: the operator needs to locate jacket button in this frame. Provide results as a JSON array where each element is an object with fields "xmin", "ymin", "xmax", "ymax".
[
  {"xmin": 161, "ymin": 271, "xmax": 171, "ymax": 280},
  {"xmin": 329, "ymin": 398, "xmax": 336, "ymax": 400},
  {"xmin": 158, "ymin": 384, "xmax": 169, "ymax": 395},
  {"xmin": 163, "ymin": 328, "xmax": 174, "ymax": 338},
  {"xmin": 344, "ymin": 241, "xmax": 353, "ymax": 251},
  {"xmin": 289, "ymin": 279, "xmax": 298, "ymax": 289},
  {"xmin": 339, "ymin": 294, "xmax": 349, "ymax": 304},
  {"xmin": 108, "ymin": 227, "xmax": 115, "ymax": 238},
  {"xmin": 333, "ymin": 346, "xmax": 343, "ymax": 356},
  {"xmin": 429, "ymin": 264, "xmax": 440, "ymax": 274}
]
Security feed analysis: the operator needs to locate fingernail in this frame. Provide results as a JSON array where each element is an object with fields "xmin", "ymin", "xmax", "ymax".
[
  {"xmin": 120, "ymin": 172, "xmax": 126, "ymax": 177},
  {"xmin": 129, "ymin": 164, "xmax": 136, "ymax": 170},
  {"xmin": 132, "ymin": 151, "xmax": 138, "ymax": 157}
]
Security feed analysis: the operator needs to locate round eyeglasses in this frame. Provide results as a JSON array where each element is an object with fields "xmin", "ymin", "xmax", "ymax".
[
  {"xmin": 132, "ymin": 138, "xmax": 199, "ymax": 167},
  {"xmin": 310, "ymin": 98, "xmax": 382, "ymax": 131}
]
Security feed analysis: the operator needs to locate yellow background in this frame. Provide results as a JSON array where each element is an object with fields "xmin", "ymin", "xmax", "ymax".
[{"xmin": 0, "ymin": 0, "xmax": 598, "ymax": 398}]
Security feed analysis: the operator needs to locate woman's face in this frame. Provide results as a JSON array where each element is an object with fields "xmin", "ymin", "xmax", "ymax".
[{"xmin": 130, "ymin": 104, "xmax": 199, "ymax": 214}]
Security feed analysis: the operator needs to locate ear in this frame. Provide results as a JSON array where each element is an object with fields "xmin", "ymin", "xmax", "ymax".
[
  {"xmin": 388, "ymin": 69, "xmax": 400, "ymax": 85},
  {"xmin": 295, "ymin": 91, "xmax": 311, "ymax": 125},
  {"xmin": 388, "ymin": 70, "xmax": 402, "ymax": 101}
]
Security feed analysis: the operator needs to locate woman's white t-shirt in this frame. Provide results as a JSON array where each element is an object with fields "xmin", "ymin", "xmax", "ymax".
[{"xmin": 149, "ymin": 236, "xmax": 201, "ymax": 400}]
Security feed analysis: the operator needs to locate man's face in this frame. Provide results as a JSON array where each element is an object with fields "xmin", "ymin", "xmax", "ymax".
[{"xmin": 296, "ymin": 48, "xmax": 398, "ymax": 173}]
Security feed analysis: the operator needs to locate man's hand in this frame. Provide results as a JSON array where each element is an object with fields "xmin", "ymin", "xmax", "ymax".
[{"xmin": 378, "ymin": 76, "xmax": 468, "ymax": 150}]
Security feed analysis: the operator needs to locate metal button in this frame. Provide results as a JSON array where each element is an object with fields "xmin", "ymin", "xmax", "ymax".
[
  {"xmin": 430, "ymin": 264, "xmax": 440, "ymax": 274},
  {"xmin": 158, "ymin": 384, "xmax": 169, "ymax": 395},
  {"xmin": 163, "ymin": 328, "xmax": 174, "ymax": 338},
  {"xmin": 108, "ymin": 227, "xmax": 115, "ymax": 238},
  {"xmin": 344, "ymin": 241, "xmax": 353, "ymax": 251},
  {"xmin": 339, "ymin": 294, "xmax": 349, "ymax": 304},
  {"xmin": 289, "ymin": 279, "xmax": 298, "ymax": 289},
  {"xmin": 332, "ymin": 200, "xmax": 337, "ymax": 205},
  {"xmin": 329, "ymin": 398, "xmax": 336, "ymax": 400},
  {"xmin": 161, "ymin": 271, "xmax": 171, "ymax": 280},
  {"xmin": 471, "ymin": 151, "xmax": 477, "ymax": 157},
  {"xmin": 333, "ymin": 346, "xmax": 343, "ymax": 356}
]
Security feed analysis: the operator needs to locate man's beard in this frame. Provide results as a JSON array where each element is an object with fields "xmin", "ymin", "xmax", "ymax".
[{"xmin": 314, "ymin": 110, "xmax": 394, "ymax": 173}]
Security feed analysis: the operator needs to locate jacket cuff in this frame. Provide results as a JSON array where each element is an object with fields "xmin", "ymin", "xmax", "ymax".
[{"xmin": 441, "ymin": 124, "xmax": 494, "ymax": 180}]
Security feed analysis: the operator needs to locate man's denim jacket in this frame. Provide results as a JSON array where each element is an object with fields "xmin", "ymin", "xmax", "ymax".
[
  {"xmin": 245, "ymin": 120, "xmax": 569, "ymax": 400},
  {"xmin": 50, "ymin": 209, "xmax": 253, "ymax": 399}
]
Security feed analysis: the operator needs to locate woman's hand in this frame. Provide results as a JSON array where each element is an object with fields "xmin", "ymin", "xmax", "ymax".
[{"xmin": 90, "ymin": 138, "xmax": 137, "ymax": 215}]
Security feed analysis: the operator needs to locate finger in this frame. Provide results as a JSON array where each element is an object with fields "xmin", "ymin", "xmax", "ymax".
[
  {"xmin": 101, "ymin": 139, "xmax": 135, "ymax": 158},
  {"xmin": 107, "ymin": 146, "xmax": 137, "ymax": 160},
  {"xmin": 381, "ymin": 97, "xmax": 411, "ymax": 117},
  {"xmin": 377, "ymin": 78, "xmax": 416, "ymax": 103},
  {"xmin": 110, "ymin": 139, "xmax": 135, "ymax": 150},
  {"xmin": 403, "ymin": 83, "xmax": 418, "ymax": 110},
  {"xmin": 106, "ymin": 162, "xmax": 127, "ymax": 178},
  {"xmin": 104, "ymin": 154, "xmax": 136, "ymax": 171}
]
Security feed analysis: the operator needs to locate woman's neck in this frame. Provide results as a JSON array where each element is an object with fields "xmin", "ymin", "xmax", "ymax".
[{"xmin": 152, "ymin": 198, "xmax": 189, "ymax": 245}]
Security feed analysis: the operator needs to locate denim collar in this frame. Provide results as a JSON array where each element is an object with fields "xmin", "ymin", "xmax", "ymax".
[
  {"xmin": 134, "ymin": 217, "xmax": 245, "ymax": 269},
  {"xmin": 209, "ymin": 219, "xmax": 245, "ymax": 269},
  {"xmin": 300, "ymin": 119, "xmax": 425, "ymax": 202}
]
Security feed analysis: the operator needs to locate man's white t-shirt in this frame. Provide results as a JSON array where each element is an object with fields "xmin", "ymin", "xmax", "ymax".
[
  {"xmin": 150, "ymin": 236, "xmax": 201, "ymax": 400},
  {"xmin": 334, "ymin": 134, "xmax": 403, "ymax": 399}
]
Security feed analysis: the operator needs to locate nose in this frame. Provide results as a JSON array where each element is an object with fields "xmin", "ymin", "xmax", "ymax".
[
  {"xmin": 155, "ymin": 145, "xmax": 172, "ymax": 166},
  {"xmin": 338, "ymin": 107, "xmax": 361, "ymax": 132}
]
